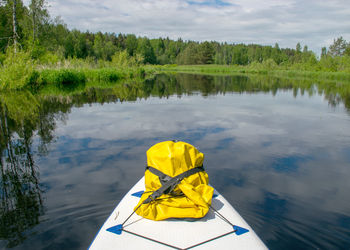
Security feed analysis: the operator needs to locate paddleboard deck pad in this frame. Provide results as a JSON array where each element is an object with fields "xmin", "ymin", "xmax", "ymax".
[{"xmin": 89, "ymin": 177, "xmax": 267, "ymax": 249}]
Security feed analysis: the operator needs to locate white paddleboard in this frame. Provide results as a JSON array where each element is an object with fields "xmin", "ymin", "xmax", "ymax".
[{"xmin": 89, "ymin": 177, "xmax": 267, "ymax": 249}]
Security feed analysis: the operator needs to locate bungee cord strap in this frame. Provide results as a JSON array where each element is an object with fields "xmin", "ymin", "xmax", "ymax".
[
  {"xmin": 112, "ymin": 196, "xmax": 244, "ymax": 250},
  {"xmin": 110, "ymin": 165, "xmax": 248, "ymax": 249}
]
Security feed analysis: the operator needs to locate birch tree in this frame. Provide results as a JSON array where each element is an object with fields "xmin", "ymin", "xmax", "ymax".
[
  {"xmin": 29, "ymin": 0, "xmax": 48, "ymax": 42},
  {"xmin": 0, "ymin": 0, "xmax": 21, "ymax": 52}
]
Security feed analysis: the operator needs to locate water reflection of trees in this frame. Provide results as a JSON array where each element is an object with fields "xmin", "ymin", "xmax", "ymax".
[
  {"xmin": 0, "ymin": 92, "xmax": 42, "ymax": 247},
  {"xmin": 0, "ymin": 91, "xmax": 69, "ymax": 247},
  {"xmin": 170, "ymin": 74, "xmax": 350, "ymax": 111},
  {"xmin": 35, "ymin": 74, "xmax": 350, "ymax": 112}
]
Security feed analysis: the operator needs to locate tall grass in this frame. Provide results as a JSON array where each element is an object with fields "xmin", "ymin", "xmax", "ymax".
[
  {"xmin": 84, "ymin": 68, "xmax": 124, "ymax": 83},
  {"xmin": 39, "ymin": 69, "xmax": 86, "ymax": 85},
  {"xmin": 0, "ymin": 48, "xmax": 151, "ymax": 90},
  {"xmin": 157, "ymin": 64, "xmax": 350, "ymax": 82},
  {"xmin": 35, "ymin": 67, "xmax": 147, "ymax": 87}
]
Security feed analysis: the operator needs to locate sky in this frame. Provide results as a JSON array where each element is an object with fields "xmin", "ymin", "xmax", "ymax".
[{"xmin": 24, "ymin": 0, "xmax": 350, "ymax": 54}]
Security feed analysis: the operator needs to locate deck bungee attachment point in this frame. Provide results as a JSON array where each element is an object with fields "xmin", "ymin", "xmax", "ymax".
[{"xmin": 106, "ymin": 224, "xmax": 123, "ymax": 235}]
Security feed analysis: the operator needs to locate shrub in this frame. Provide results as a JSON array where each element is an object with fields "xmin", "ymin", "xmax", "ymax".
[
  {"xmin": 137, "ymin": 67, "xmax": 146, "ymax": 78},
  {"xmin": 84, "ymin": 68, "xmax": 123, "ymax": 82},
  {"xmin": 112, "ymin": 50, "xmax": 129, "ymax": 68},
  {"xmin": 0, "ymin": 48, "xmax": 35, "ymax": 90},
  {"xmin": 28, "ymin": 70, "xmax": 40, "ymax": 90},
  {"xmin": 111, "ymin": 50, "xmax": 144, "ymax": 68},
  {"xmin": 96, "ymin": 68, "xmax": 121, "ymax": 82},
  {"xmin": 37, "ymin": 51, "xmax": 62, "ymax": 66},
  {"xmin": 40, "ymin": 69, "xmax": 86, "ymax": 85},
  {"xmin": 261, "ymin": 59, "xmax": 278, "ymax": 70},
  {"xmin": 0, "ymin": 53, "xmax": 5, "ymax": 65}
]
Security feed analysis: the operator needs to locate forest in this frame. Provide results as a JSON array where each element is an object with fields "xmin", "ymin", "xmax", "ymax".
[{"xmin": 1, "ymin": 0, "xmax": 350, "ymax": 90}]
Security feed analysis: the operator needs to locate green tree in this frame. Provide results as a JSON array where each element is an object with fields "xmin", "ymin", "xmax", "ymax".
[
  {"xmin": 345, "ymin": 45, "xmax": 350, "ymax": 56},
  {"xmin": 0, "ymin": 0, "xmax": 27, "ymax": 52},
  {"xmin": 271, "ymin": 43, "xmax": 281, "ymax": 64},
  {"xmin": 321, "ymin": 47, "xmax": 327, "ymax": 58},
  {"xmin": 232, "ymin": 44, "xmax": 248, "ymax": 65},
  {"xmin": 0, "ymin": 1, "xmax": 13, "ymax": 52},
  {"xmin": 116, "ymin": 33, "xmax": 126, "ymax": 50},
  {"xmin": 165, "ymin": 38, "xmax": 182, "ymax": 63},
  {"xmin": 292, "ymin": 42, "xmax": 302, "ymax": 63},
  {"xmin": 28, "ymin": 0, "xmax": 48, "ymax": 43},
  {"xmin": 42, "ymin": 16, "xmax": 69, "ymax": 53},
  {"xmin": 125, "ymin": 34, "xmax": 138, "ymax": 56},
  {"xmin": 137, "ymin": 37, "xmax": 156, "ymax": 64},
  {"xmin": 329, "ymin": 36, "xmax": 347, "ymax": 57},
  {"xmin": 176, "ymin": 42, "xmax": 200, "ymax": 65},
  {"xmin": 150, "ymin": 38, "xmax": 166, "ymax": 64},
  {"xmin": 198, "ymin": 41, "xmax": 214, "ymax": 64},
  {"xmin": 303, "ymin": 45, "xmax": 308, "ymax": 53},
  {"xmin": 92, "ymin": 32, "xmax": 117, "ymax": 60}
]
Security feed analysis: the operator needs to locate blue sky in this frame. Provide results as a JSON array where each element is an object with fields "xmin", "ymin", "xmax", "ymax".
[{"xmin": 24, "ymin": 0, "xmax": 350, "ymax": 54}]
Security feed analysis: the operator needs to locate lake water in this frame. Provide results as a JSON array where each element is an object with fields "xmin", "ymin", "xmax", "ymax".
[{"xmin": 1, "ymin": 73, "xmax": 350, "ymax": 249}]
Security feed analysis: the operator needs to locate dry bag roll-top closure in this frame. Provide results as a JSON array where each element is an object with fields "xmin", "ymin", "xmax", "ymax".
[{"xmin": 134, "ymin": 141, "xmax": 214, "ymax": 221}]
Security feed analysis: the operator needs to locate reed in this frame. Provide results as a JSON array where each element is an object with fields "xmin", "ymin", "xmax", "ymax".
[
  {"xmin": 83, "ymin": 68, "xmax": 123, "ymax": 83},
  {"xmin": 39, "ymin": 69, "xmax": 86, "ymax": 85},
  {"xmin": 157, "ymin": 65, "xmax": 350, "ymax": 82}
]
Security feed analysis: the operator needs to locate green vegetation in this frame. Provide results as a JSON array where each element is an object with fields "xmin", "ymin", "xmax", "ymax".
[
  {"xmin": 39, "ymin": 68, "xmax": 86, "ymax": 85},
  {"xmin": 156, "ymin": 64, "xmax": 350, "ymax": 82},
  {"xmin": 0, "ymin": 55, "xmax": 149, "ymax": 90},
  {"xmin": 0, "ymin": 48, "xmax": 36, "ymax": 89},
  {"xmin": 38, "ymin": 67, "xmax": 141, "ymax": 86},
  {"xmin": 0, "ymin": 0, "xmax": 350, "ymax": 91}
]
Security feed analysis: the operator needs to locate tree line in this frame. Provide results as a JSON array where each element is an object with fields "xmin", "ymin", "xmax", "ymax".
[{"xmin": 1, "ymin": 0, "xmax": 350, "ymax": 69}]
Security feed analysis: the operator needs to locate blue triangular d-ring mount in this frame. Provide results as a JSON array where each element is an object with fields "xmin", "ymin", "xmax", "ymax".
[
  {"xmin": 106, "ymin": 224, "xmax": 123, "ymax": 235},
  {"xmin": 233, "ymin": 225, "xmax": 249, "ymax": 235},
  {"xmin": 131, "ymin": 190, "xmax": 144, "ymax": 197}
]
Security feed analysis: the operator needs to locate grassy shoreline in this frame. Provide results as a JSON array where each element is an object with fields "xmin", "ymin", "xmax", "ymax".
[
  {"xmin": 153, "ymin": 64, "xmax": 350, "ymax": 82},
  {"xmin": 2, "ymin": 58, "xmax": 350, "ymax": 92},
  {"xmin": 0, "ymin": 66, "xmax": 152, "ymax": 91},
  {"xmin": 36, "ymin": 67, "xmax": 146, "ymax": 85},
  {"xmin": 0, "ymin": 49, "xmax": 153, "ymax": 91},
  {"xmin": 22, "ymin": 64, "xmax": 350, "ymax": 93}
]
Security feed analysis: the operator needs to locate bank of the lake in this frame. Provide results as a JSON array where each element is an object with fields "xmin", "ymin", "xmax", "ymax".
[
  {"xmin": 154, "ymin": 64, "xmax": 350, "ymax": 82},
  {"xmin": 0, "ymin": 50, "xmax": 156, "ymax": 91},
  {"xmin": 0, "ymin": 66, "xmax": 154, "ymax": 90},
  {"xmin": 1, "ymin": 49, "xmax": 349, "ymax": 91},
  {"xmin": 1, "ymin": 50, "xmax": 349, "ymax": 91}
]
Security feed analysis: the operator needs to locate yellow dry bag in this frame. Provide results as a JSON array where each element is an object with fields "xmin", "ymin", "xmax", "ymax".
[{"xmin": 134, "ymin": 141, "xmax": 214, "ymax": 221}]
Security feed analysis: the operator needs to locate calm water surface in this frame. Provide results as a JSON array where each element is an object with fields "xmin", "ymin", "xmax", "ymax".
[{"xmin": 1, "ymin": 74, "xmax": 350, "ymax": 249}]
